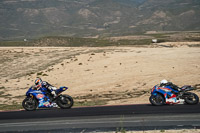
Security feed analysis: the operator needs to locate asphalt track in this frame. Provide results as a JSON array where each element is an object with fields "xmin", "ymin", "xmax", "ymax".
[{"xmin": 0, "ymin": 104, "xmax": 200, "ymax": 132}]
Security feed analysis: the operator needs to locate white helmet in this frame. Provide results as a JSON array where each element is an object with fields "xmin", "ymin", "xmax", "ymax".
[{"xmin": 160, "ymin": 79, "xmax": 168, "ymax": 84}]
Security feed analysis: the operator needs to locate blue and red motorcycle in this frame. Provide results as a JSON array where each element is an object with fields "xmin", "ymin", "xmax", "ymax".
[
  {"xmin": 22, "ymin": 86, "xmax": 74, "ymax": 111},
  {"xmin": 149, "ymin": 84, "xmax": 199, "ymax": 105}
]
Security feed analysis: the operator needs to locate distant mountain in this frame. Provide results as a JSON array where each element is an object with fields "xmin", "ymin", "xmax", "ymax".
[{"xmin": 0, "ymin": 0, "xmax": 200, "ymax": 40}]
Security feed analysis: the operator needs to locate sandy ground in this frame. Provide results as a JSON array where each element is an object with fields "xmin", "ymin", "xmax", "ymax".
[{"xmin": 0, "ymin": 46, "xmax": 200, "ymax": 105}]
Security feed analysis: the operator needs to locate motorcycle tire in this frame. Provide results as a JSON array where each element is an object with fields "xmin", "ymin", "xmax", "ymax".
[
  {"xmin": 149, "ymin": 94, "xmax": 165, "ymax": 106},
  {"xmin": 56, "ymin": 95, "xmax": 74, "ymax": 109},
  {"xmin": 184, "ymin": 92, "xmax": 199, "ymax": 105},
  {"xmin": 22, "ymin": 97, "xmax": 38, "ymax": 111}
]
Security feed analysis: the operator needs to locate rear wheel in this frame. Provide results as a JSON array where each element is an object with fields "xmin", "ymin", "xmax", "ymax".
[
  {"xmin": 184, "ymin": 92, "xmax": 199, "ymax": 105},
  {"xmin": 22, "ymin": 97, "xmax": 38, "ymax": 111},
  {"xmin": 149, "ymin": 94, "xmax": 165, "ymax": 106},
  {"xmin": 56, "ymin": 95, "xmax": 73, "ymax": 109}
]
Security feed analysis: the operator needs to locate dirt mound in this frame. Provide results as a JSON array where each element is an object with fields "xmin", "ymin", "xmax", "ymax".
[{"xmin": 0, "ymin": 47, "xmax": 200, "ymax": 106}]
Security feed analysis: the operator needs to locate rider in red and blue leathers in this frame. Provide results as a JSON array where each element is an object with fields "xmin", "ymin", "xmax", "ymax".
[{"xmin": 160, "ymin": 79, "xmax": 181, "ymax": 94}]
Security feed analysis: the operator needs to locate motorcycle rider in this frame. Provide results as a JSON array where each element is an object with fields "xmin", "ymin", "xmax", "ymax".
[
  {"xmin": 160, "ymin": 79, "xmax": 181, "ymax": 93},
  {"xmin": 34, "ymin": 78, "xmax": 57, "ymax": 98}
]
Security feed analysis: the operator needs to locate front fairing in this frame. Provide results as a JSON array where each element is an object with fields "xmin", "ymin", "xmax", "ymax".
[
  {"xmin": 25, "ymin": 86, "xmax": 52, "ymax": 108},
  {"xmin": 26, "ymin": 86, "xmax": 44, "ymax": 96},
  {"xmin": 151, "ymin": 85, "xmax": 159, "ymax": 94},
  {"xmin": 25, "ymin": 87, "xmax": 34, "ymax": 96}
]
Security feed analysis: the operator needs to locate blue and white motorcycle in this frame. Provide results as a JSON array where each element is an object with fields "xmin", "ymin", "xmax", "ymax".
[
  {"xmin": 149, "ymin": 85, "xmax": 199, "ymax": 106},
  {"xmin": 22, "ymin": 86, "xmax": 73, "ymax": 111}
]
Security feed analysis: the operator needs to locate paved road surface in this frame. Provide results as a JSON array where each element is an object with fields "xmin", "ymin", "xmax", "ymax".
[{"xmin": 0, "ymin": 104, "xmax": 200, "ymax": 132}]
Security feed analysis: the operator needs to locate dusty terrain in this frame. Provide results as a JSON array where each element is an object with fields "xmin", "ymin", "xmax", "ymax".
[{"xmin": 0, "ymin": 45, "xmax": 200, "ymax": 107}]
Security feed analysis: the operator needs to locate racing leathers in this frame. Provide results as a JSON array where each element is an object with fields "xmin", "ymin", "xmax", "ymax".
[
  {"xmin": 34, "ymin": 81, "xmax": 57, "ymax": 98},
  {"xmin": 160, "ymin": 82, "xmax": 181, "ymax": 94}
]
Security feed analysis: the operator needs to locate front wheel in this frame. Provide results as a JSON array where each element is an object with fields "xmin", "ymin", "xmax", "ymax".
[
  {"xmin": 184, "ymin": 92, "xmax": 199, "ymax": 105},
  {"xmin": 149, "ymin": 94, "xmax": 165, "ymax": 106},
  {"xmin": 56, "ymin": 95, "xmax": 74, "ymax": 109},
  {"xmin": 22, "ymin": 97, "xmax": 38, "ymax": 111}
]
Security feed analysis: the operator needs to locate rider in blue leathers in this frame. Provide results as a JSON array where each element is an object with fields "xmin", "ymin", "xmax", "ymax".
[
  {"xmin": 160, "ymin": 79, "xmax": 181, "ymax": 94},
  {"xmin": 34, "ymin": 78, "xmax": 57, "ymax": 98}
]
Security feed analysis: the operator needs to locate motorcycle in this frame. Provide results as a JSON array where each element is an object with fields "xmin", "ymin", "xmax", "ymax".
[
  {"xmin": 22, "ymin": 86, "xmax": 74, "ymax": 111},
  {"xmin": 149, "ymin": 84, "xmax": 199, "ymax": 106}
]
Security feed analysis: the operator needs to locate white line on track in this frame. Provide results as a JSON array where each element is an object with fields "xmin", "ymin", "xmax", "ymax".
[{"xmin": 0, "ymin": 119, "xmax": 200, "ymax": 128}]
